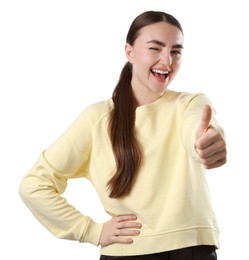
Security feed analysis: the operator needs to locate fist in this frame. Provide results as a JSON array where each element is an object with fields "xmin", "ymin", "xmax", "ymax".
[{"xmin": 195, "ymin": 105, "xmax": 227, "ymax": 169}]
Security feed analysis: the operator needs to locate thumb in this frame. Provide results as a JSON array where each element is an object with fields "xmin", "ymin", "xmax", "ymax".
[{"xmin": 196, "ymin": 104, "xmax": 212, "ymax": 139}]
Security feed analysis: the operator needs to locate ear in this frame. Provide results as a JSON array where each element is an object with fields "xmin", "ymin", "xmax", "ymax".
[{"xmin": 125, "ymin": 43, "xmax": 134, "ymax": 63}]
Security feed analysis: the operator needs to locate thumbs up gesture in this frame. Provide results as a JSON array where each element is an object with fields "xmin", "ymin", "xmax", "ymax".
[{"xmin": 195, "ymin": 105, "xmax": 227, "ymax": 169}]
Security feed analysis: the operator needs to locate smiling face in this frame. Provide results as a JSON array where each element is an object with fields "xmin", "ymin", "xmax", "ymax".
[{"xmin": 125, "ymin": 21, "xmax": 184, "ymax": 106}]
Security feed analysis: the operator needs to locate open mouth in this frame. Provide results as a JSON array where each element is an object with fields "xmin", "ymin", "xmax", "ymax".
[{"xmin": 151, "ymin": 69, "xmax": 170, "ymax": 80}]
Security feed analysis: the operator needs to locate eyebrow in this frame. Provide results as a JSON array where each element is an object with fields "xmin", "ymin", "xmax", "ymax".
[{"xmin": 146, "ymin": 40, "xmax": 184, "ymax": 49}]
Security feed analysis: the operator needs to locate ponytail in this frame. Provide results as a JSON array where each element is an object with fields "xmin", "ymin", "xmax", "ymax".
[{"xmin": 107, "ymin": 62, "xmax": 142, "ymax": 198}]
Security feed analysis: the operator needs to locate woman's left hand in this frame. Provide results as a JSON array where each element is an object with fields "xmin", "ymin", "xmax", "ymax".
[{"xmin": 195, "ymin": 105, "xmax": 227, "ymax": 169}]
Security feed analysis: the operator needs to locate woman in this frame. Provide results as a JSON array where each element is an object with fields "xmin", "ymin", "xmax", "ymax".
[{"xmin": 19, "ymin": 11, "xmax": 226, "ymax": 259}]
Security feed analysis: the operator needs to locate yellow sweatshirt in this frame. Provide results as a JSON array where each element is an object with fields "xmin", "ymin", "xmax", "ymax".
[{"xmin": 19, "ymin": 90, "xmax": 223, "ymax": 256}]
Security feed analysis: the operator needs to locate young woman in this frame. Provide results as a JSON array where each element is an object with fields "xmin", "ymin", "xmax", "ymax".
[{"xmin": 19, "ymin": 11, "xmax": 227, "ymax": 260}]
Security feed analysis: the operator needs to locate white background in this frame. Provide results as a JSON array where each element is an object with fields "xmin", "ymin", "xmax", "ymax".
[{"xmin": 0, "ymin": 0, "xmax": 248, "ymax": 259}]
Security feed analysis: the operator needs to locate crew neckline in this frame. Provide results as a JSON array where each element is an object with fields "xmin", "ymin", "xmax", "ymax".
[
  {"xmin": 108, "ymin": 90, "xmax": 176, "ymax": 114},
  {"xmin": 135, "ymin": 90, "xmax": 174, "ymax": 114}
]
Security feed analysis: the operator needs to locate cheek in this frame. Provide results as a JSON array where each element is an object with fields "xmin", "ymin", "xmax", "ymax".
[
  {"xmin": 134, "ymin": 48, "xmax": 152, "ymax": 65},
  {"xmin": 173, "ymin": 58, "xmax": 182, "ymax": 70}
]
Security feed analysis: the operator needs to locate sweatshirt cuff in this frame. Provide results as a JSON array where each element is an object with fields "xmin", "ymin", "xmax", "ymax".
[
  {"xmin": 85, "ymin": 219, "xmax": 103, "ymax": 246},
  {"xmin": 183, "ymin": 124, "xmax": 201, "ymax": 162}
]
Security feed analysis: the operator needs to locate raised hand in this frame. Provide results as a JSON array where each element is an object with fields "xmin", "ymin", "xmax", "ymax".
[
  {"xmin": 99, "ymin": 214, "xmax": 142, "ymax": 247},
  {"xmin": 195, "ymin": 105, "xmax": 227, "ymax": 169}
]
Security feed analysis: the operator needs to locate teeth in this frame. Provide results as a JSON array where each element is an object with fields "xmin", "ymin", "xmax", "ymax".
[{"xmin": 152, "ymin": 69, "xmax": 169, "ymax": 74}]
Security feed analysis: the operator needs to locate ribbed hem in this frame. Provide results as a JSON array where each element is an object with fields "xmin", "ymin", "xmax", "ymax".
[{"xmin": 100, "ymin": 227, "xmax": 219, "ymax": 256}]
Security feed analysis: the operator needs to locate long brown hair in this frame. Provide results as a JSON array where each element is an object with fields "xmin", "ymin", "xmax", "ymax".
[{"xmin": 107, "ymin": 11, "xmax": 183, "ymax": 198}]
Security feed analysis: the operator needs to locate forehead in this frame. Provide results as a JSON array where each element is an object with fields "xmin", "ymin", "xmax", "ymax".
[{"xmin": 136, "ymin": 22, "xmax": 183, "ymax": 45}]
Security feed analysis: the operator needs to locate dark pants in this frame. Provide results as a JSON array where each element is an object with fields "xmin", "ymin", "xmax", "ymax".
[{"xmin": 100, "ymin": 245, "xmax": 217, "ymax": 260}]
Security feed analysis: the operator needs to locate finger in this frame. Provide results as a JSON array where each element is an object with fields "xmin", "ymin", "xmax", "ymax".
[
  {"xmin": 196, "ymin": 131, "xmax": 226, "ymax": 157},
  {"xmin": 197, "ymin": 139, "xmax": 224, "ymax": 158},
  {"xmin": 196, "ymin": 104, "xmax": 212, "ymax": 139},
  {"xmin": 115, "ymin": 214, "xmax": 137, "ymax": 222},
  {"xmin": 205, "ymin": 157, "xmax": 227, "ymax": 169},
  {"xmin": 116, "ymin": 221, "xmax": 142, "ymax": 230},
  {"xmin": 112, "ymin": 236, "xmax": 134, "ymax": 244},
  {"xmin": 196, "ymin": 126, "xmax": 217, "ymax": 150},
  {"xmin": 114, "ymin": 228, "xmax": 141, "ymax": 237},
  {"xmin": 200, "ymin": 149, "xmax": 227, "ymax": 168},
  {"xmin": 200, "ymin": 104, "xmax": 212, "ymax": 132}
]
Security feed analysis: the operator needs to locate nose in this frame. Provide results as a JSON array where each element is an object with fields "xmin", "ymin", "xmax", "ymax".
[{"xmin": 160, "ymin": 52, "xmax": 172, "ymax": 68}]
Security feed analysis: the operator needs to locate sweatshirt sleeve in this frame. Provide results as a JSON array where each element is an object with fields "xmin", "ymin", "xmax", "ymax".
[
  {"xmin": 18, "ymin": 108, "xmax": 103, "ymax": 246},
  {"xmin": 180, "ymin": 93, "xmax": 225, "ymax": 161}
]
